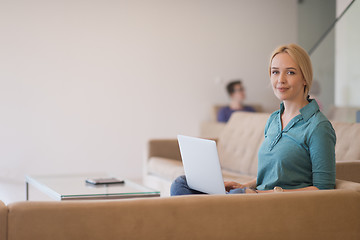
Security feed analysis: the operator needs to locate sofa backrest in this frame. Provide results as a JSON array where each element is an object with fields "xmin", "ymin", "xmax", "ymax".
[
  {"xmin": 332, "ymin": 122, "xmax": 360, "ymax": 161},
  {"xmin": 217, "ymin": 112, "xmax": 269, "ymax": 176},
  {"xmin": 217, "ymin": 112, "xmax": 360, "ymax": 176},
  {"xmin": 0, "ymin": 201, "xmax": 7, "ymax": 240}
]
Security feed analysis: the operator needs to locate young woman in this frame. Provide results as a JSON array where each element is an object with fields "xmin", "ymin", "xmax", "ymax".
[{"xmin": 171, "ymin": 44, "xmax": 336, "ymax": 195}]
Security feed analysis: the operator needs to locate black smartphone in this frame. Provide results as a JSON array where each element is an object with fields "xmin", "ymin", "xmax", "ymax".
[{"xmin": 85, "ymin": 177, "xmax": 125, "ymax": 185}]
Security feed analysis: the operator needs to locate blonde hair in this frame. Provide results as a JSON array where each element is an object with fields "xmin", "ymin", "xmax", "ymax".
[{"xmin": 269, "ymin": 43, "xmax": 313, "ymax": 97}]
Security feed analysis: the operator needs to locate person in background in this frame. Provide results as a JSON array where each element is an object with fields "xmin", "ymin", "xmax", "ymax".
[{"xmin": 217, "ymin": 80, "xmax": 256, "ymax": 123}]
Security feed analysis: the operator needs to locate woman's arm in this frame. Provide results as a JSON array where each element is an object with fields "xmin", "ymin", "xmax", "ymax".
[
  {"xmin": 308, "ymin": 121, "xmax": 336, "ymax": 190},
  {"xmin": 254, "ymin": 186, "xmax": 319, "ymax": 194},
  {"xmin": 225, "ymin": 180, "xmax": 319, "ymax": 194}
]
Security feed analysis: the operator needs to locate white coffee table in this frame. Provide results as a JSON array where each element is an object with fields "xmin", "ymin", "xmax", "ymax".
[{"xmin": 25, "ymin": 174, "xmax": 160, "ymax": 201}]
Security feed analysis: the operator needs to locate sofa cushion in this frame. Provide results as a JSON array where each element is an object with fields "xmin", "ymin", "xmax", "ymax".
[
  {"xmin": 332, "ymin": 122, "xmax": 360, "ymax": 161},
  {"xmin": 200, "ymin": 121, "xmax": 226, "ymax": 139},
  {"xmin": 0, "ymin": 201, "xmax": 7, "ymax": 240},
  {"xmin": 217, "ymin": 112, "xmax": 270, "ymax": 176},
  {"xmin": 147, "ymin": 157, "xmax": 185, "ymax": 181},
  {"xmin": 221, "ymin": 169, "xmax": 255, "ymax": 183},
  {"xmin": 335, "ymin": 179, "xmax": 360, "ymax": 192},
  {"xmin": 336, "ymin": 161, "xmax": 360, "ymax": 183}
]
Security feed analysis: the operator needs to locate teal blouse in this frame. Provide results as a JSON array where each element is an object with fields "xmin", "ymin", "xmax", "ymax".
[{"xmin": 256, "ymin": 99, "xmax": 336, "ymax": 190}]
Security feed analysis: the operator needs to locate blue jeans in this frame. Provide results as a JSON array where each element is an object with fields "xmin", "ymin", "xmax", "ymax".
[{"xmin": 170, "ymin": 175, "xmax": 246, "ymax": 196}]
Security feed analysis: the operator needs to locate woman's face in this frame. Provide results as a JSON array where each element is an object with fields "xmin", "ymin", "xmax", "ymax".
[{"xmin": 270, "ymin": 53, "xmax": 306, "ymax": 102}]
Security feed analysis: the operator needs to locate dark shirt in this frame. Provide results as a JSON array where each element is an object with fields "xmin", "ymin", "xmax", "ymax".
[{"xmin": 217, "ymin": 106, "xmax": 256, "ymax": 123}]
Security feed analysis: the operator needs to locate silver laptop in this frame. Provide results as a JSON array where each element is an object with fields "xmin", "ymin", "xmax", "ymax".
[{"xmin": 177, "ymin": 135, "xmax": 226, "ymax": 194}]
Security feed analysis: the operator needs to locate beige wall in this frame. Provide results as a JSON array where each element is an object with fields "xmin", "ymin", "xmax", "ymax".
[
  {"xmin": 335, "ymin": 0, "xmax": 360, "ymax": 107},
  {"xmin": 0, "ymin": 0, "xmax": 297, "ymax": 188},
  {"xmin": 298, "ymin": 0, "xmax": 336, "ymax": 115}
]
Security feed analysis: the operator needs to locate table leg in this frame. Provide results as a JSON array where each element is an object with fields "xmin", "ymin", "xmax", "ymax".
[{"xmin": 26, "ymin": 182, "xmax": 29, "ymax": 201}]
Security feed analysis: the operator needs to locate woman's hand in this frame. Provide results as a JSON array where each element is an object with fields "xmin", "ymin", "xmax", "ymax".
[{"xmin": 224, "ymin": 181, "xmax": 246, "ymax": 192}]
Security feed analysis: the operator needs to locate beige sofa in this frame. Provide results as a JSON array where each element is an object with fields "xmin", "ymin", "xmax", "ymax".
[
  {"xmin": 145, "ymin": 112, "xmax": 360, "ymax": 195},
  {"xmin": 1, "ymin": 190, "xmax": 360, "ymax": 240},
  {"xmin": 1, "ymin": 113, "xmax": 360, "ymax": 240},
  {"xmin": 0, "ymin": 201, "xmax": 6, "ymax": 240}
]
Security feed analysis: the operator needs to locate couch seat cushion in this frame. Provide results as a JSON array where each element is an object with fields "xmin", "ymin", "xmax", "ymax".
[{"xmin": 147, "ymin": 157, "xmax": 185, "ymax": 181}]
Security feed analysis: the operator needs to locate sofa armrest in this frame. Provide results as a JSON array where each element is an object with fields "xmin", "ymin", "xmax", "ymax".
[
  {"xmin": 147, "ymin": 137, "xmax": 219, "ymax": 162},
  {"xmin": 335, "ymin": 179, "xmax": 360, "ymax": 192},
  {"xmin": 147, "ymin": 139, "xmax": 182, "ymax": 161},
  {"xmin": 336, "ymin": 161, "xmax": 360, "ymax": 183},
  {"xmin": 0, "ymin": 201, "xmax": 7, "ymax": 240}
]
